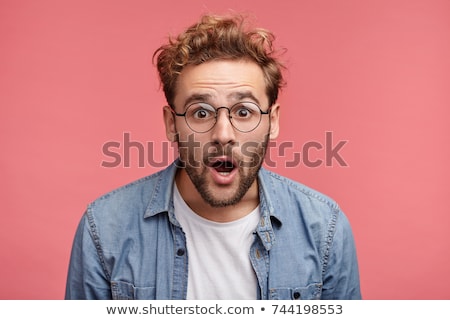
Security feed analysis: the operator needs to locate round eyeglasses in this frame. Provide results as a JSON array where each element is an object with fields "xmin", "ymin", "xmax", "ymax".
[{"xmin": 170, "ymin": 102, "xmax": 272, "ymax": 133}]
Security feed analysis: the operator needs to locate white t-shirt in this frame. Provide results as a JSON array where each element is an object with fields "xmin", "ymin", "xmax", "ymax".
[{"xmin": 173, "ymin": 184, "xmax": 260, "ymax": 299}]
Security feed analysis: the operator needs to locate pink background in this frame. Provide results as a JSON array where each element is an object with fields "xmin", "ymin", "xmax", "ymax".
[{"xmin": 1, "ymin": 0, "xmax": 449, "ymax": 299}]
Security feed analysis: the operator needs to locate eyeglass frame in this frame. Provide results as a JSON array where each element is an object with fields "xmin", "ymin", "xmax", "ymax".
[{"xmin": 169, "ymin": 101, "xmax": 273, "ymax": 133}]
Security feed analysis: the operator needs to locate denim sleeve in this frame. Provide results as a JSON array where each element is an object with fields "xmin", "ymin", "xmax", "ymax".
[
  {"xmin": 65, "ymin": 212, "xmax": 112, "ymax": 299},
  {"xmin": 321, "ymin": 210, "xmax": 362, "ymax": 299}
]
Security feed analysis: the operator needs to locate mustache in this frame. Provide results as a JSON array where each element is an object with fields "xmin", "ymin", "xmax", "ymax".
[{"xmin": 203, "ymin": 144, "xmax": 235, "ymax": 157}]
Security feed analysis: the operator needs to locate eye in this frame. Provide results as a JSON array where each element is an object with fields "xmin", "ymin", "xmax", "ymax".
[
  {"xmin": 188, "ymin": 103, "xmax": 215, "ymax": 120},
  {"xmin": 193, "ymin": 109, "xmax": 210, "ymax": 119},
  {"xmin": 232, "ymin": 103, "xmax": 256, "ymax": 119},
  {"xmin": 237, "ymin": 108, "xmax": 250, "ymax": 118}
]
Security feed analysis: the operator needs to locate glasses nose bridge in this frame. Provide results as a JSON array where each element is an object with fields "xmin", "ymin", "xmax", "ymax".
[
  {"xmin": 214, "ymin": 106, "xmax": 233, "ymax": 124},
  {"xmin": 212, "ymin": 105, "xmax": 236, "ymax": 131},
  {"xmin": 215, "ymin": 106, "xmax": 232, "ymax": 118}
]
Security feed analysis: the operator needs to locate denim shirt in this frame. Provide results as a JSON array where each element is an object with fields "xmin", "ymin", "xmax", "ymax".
[{"xmin": 65, "ymin": 161, "xmax": 361, "ymax": 300}]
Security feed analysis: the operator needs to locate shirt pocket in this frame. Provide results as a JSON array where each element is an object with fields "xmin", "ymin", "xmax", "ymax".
[
  {"xmin": 111, "ymin": 280, "xmax": 156, "ymax": 300},
  {"xmin": 270, "ymin": 283, "xmax": 323, "ymax": 300}
]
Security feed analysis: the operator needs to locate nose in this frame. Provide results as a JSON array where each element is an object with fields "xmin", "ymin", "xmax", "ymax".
[{"xmin": 211, "ymin": 107, "xmax": 236, "ymax": 145}]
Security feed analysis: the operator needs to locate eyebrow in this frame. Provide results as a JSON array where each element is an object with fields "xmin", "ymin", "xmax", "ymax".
[
  {"xmin": 183, "ymin": 93, "xmax": 213, "ymax": 108},
  {"xmin": 183, "ymin": 91, "xmax": 260, "ymax": 109},
  {"xmin": 228, "ymin": 91, "xmax": 260, "ymax": 105}
]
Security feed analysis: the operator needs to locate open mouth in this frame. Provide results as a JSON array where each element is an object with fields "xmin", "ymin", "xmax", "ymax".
[{"xmin": 210, "ymin": 158, "xmax": 236, "ymax": 175}]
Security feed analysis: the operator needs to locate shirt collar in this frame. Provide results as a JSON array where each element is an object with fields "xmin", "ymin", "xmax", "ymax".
[
  {"xmin": 143, "ymin": 160, "xmax": 179, "ymax": 219},
  {"xmin": 255, "ymin": 166, "xmax": 283, "ymax": 250}
]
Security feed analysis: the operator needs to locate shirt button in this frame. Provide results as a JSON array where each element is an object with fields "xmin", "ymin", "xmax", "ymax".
[
  {"xmin": 293, "ymin": 291, "xmax": 301, "ymax": 299},
  {"xmin": 176, "ymin": 248, "xmax": 185, "ymax": 256}
]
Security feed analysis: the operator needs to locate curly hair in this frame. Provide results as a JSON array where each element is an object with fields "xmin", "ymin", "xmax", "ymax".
[{"xmin": 153, "ymin": 13, "xmax": 285, "ymax": 107}]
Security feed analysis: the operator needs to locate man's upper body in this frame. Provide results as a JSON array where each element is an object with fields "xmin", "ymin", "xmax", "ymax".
[
  {"xmin": 65, "ymin": 13, "xmax": 361, "ymax": 299},
  {"xmin": 65, "ymin": 160, "xmax": 361, "ymax": 299}
]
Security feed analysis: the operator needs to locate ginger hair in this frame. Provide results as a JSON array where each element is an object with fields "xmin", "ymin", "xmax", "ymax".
[{"xmin": 153, "ymin": 13, "xmax": 285, "ymax": 107}]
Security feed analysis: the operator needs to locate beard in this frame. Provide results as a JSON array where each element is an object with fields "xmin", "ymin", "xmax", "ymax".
[{"xmin": 178, "ymin": 134, "xmax": 269, "ymax": 208}]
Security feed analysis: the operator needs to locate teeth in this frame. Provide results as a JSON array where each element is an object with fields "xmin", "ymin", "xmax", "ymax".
[{"xmin": 218, "ymin": 172, "xmax": 231, "ymax": 176}]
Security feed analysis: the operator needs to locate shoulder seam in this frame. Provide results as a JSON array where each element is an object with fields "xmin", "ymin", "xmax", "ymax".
[
  {"xmin": 85, "ymin": 206, "xmax": 111, "ymax": 281},
  {"xmin": 321, "ymin": 207, "xmax": 340, "ymax": 278},
  {"xmin": 92, "ymin": 170, "xmax": 163, "ymax": 203},
  {"xmin": 264, "ymin": 169, "xmax": 340, "ymax": 210}
]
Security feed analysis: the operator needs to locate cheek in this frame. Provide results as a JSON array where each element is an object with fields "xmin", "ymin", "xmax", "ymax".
[
  {"xmin": 177, "ymin": 133, "xmax": 208, "ymax": 158},
  {"xmin": 239, "ymin": 129, "xmax": 270, "ymax": 146},
  {"xmin": 237, "ymin": 134, "xmax": 268, "ymax": 161}
]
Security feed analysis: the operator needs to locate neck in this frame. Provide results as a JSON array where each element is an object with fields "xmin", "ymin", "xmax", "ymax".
[{"xmin": 175, "ymin": 169, "xmax": 259, "ymax": 223}]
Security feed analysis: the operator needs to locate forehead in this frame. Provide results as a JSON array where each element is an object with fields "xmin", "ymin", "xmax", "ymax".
[{"xmin": 173, "ymin": 60, "xmax": 268, "ymax": 107}]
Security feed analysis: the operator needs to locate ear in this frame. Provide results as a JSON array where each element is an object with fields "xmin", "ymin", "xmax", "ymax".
[
  {"xmin": 163, "ymin": 106, "xmax": 178, "ymax": 142},
  {"xmin": 268, "ymin": 103, "xmax": 280, "ymax": 139}
]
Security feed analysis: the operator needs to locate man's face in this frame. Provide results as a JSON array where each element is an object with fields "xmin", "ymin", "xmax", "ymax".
[{"xmin": 164, "ymin": 59, "xmax": 280, "ymax": 208}]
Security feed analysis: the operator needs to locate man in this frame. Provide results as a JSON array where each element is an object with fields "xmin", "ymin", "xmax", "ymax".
[{"xmin": 65, "ymin": 13, "xmax": 361, "ymax": 300}]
